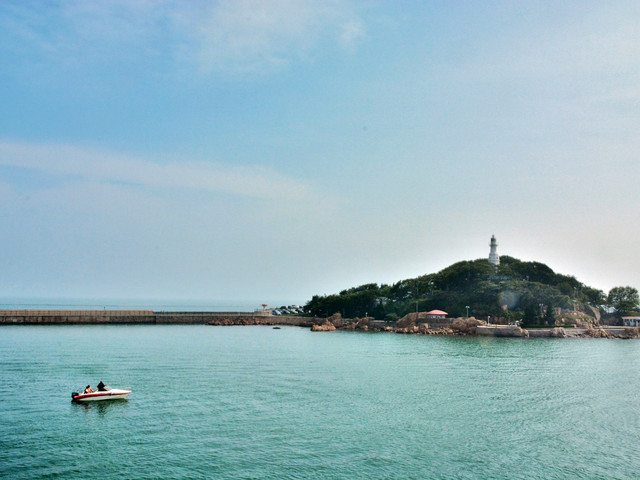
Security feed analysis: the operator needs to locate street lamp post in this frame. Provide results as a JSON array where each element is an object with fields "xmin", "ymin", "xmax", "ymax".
[{"xmin": 465, "ymin": 306, "xmax": 470, "ymax": 318}]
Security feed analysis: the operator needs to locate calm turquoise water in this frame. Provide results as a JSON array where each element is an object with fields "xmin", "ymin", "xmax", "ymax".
[{"xmin": 1, "ymin": 325, "xmax": 639, "ymax": 479}]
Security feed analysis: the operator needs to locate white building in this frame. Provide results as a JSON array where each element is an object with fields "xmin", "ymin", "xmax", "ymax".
[{"xmin": 488, "ymin": 235, "xmax": 500, "ymax": 266}]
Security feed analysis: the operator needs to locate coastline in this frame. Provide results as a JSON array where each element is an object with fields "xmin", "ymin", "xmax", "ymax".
[
  {"xmin": 309, "ymin": 314, "xmax": 639, "ymax": 339},
  {"xmin": 1, "ymin": 309, "xmax": 638, "ymax": 338}
]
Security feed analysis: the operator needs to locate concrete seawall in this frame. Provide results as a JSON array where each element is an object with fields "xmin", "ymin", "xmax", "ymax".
[
  {"xmin": 0, "ymin": 310, "xmax": 317, "ymax": 326},
  {"xmin": 0, "ymin": 310, "xmax": 156, "ymax": 324},
  {"xmin": 476, "ymin": 325, "xmax": 527, "ymax": 337}
]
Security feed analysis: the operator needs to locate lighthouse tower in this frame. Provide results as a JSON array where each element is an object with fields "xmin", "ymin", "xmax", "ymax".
[{"xmin": 488, "ymin": 235, "xmax": 500, "ymax": 266}]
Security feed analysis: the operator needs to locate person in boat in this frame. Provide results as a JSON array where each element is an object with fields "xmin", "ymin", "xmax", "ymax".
[
  {"xmin": 84, "ymin": 385, "xmax": 93, "ymax": 394},
  {"xmin": 97, "ymin": 381, "xmax": 109, "ymax": 391}
]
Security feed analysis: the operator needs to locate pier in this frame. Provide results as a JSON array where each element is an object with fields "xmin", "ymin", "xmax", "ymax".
[{"xmin": 0, "ymin": 310, "xmax": 316, "ymax": 326}]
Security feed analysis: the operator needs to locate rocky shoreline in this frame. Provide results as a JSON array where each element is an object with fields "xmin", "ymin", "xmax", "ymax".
[
  {"xmin": 308, "ymin": 313, "xmax": 640, "ymax": 339},
  {"xmin": 207, "ymin": 315, "xmax": 319, "ymax": 327}
]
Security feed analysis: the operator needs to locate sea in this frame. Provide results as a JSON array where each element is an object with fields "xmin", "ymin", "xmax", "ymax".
[{"xmin": 1, "ymin": 324, "xmax": 639, "ymax": 479}]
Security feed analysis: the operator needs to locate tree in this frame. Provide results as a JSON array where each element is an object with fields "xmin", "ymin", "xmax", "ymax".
[
  {"xmin": 607, "ymin": 286, "xmax": 640, "ymax": 317},
  {"xmin": 305, "ymin": 257, "xmax": 611, "ymax": 322},
  {"xmin": 544, "ymin": 301, "xmax": 555, "ymax": 326},
  {"xmin": 384, "ymin": 313, "xmax": 399, "ymax": 323},
  {"xmin": 522, "ymin": 304, "xmax": 537, "ymax": 328},
  {"xmin": 582, "ymin": 286, "xmax": 606, "ymax": 306}
]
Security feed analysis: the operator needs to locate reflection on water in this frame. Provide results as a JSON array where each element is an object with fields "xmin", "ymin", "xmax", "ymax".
[{"xmin": 71, "ymin": 399, "xmax": 129, "ymax": 415}]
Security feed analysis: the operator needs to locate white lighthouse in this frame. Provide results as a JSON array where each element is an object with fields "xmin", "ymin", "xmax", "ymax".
[{"xmin": 488, "ymin": 235, "xmax": 500, "ymax": 266}]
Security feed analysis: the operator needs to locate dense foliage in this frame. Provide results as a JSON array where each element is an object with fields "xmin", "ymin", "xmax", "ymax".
[
  {"xmin": 305, "ymin": 256, "xmax": 615, "ymax": 322},
  {"xmin": 607, "ymin": 286, "xmax": 640, "ymax": 317}
]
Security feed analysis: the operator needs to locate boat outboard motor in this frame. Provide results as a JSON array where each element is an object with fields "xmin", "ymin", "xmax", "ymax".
[{"xmin": 71, "ymin": 392, "xmax": 79, "ymax": 398}]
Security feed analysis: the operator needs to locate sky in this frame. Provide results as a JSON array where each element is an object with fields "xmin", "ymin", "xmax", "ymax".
[{"xmin": 1, "ymin": 1, "xmax": 639, "ymax": 308}]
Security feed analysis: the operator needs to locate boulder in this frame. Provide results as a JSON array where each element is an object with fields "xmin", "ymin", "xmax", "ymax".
[
  {"xmin": 586, "ymin": 305, "xmax": 602, "ymax": 323},
  {"xmin": 327, "ymin": 313, "xmax": 343, "ymax": 327},
  {"xmin": 584, "ymin": 327, "xmax": 610, "ymax": 338},
  {"xmin": 311, "ymin": 322, "xmax": 336, "ymax": 332},
  {"xmin": 396, "ymin": 312, "xmax": 428, "ymax": 328},
  {"xmin": 426, "ymin": 327, "xmax": 455, "ymax": 335},
  {"xmin": 623, "ymin": 328, "xmax": 640, "ymax": 339},
  {"xmin": 451, "ymin": 317, "xmax": 484, "ymax": 335}
]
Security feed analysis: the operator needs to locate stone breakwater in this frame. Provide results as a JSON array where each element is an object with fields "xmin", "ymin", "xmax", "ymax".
[
  {"xmin": 207, "ymin": 316, "xmax": 319, "ymax": 327},
  {"xmin": 0, "ymin": 310, "xmax": 319, "ymax": 326},
  {"xmin": 0, "ymin": 310, "xmax": 157, "ymax": 324}
]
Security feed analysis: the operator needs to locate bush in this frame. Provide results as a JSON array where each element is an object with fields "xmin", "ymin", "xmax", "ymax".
[{"xmin": 384, "ymin": 313, "xmax": 399, "ymax": 323}]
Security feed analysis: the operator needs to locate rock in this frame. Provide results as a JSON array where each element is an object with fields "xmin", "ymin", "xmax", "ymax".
[
  {"xmin": 623, "ymin": 328, "xmax": 640, "ymax": 339},
  {"xmin": 311, "ymin": 322, "xmax": 336, "ymax": 332},
  {"xmin": 586, "ymin": 305, "xmax": 602, "ymax": 324},
  {"xmin": 427, "ymin": 327, "xmax": 454, "ymax": 335},
  {"xmin": 396, "ymin": 312, "xmax": 429, "ymax": 328},
  {"xmin": 394, "ymin": 326, "xmax": 418, "ymax": 334},
  {"xmin": 550, "ymin": 327, "xmax": 567, "ymax": 338},
  {"xmin": 356, "ymin": 317, "xmax": 371, "ymax": 328},
  {"xmin": 584, "ymin": 327, "xmax": 610, "ymax": 338},
  {"xmin": 451, "ymin": 317, "xmax": 484, "ymax": 335},
  {"xmin": 327, "ymin": 313, "xmax": 343, "ymax": 327}
]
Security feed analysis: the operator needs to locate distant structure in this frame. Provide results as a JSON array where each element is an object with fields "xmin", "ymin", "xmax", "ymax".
[
  {"xmin": 426, "ymin": 310, "xmax": 448, "ymax": 320},
  {"xmin": 488, "ymin": 235, "xmax": 500, "ymax": 266}
]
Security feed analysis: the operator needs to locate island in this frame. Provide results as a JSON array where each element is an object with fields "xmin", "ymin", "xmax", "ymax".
[{"xmin": 302, "ymin": 252, "xmax": 640, "ymax": 338}]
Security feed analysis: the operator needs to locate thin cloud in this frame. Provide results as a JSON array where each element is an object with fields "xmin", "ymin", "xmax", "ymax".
[
  {"xmin": 338, "ymin": 19, "xmax": 366, "ymax": 53},
  {"xmin": 0, "ymin": 141, "xmax": 313, "ymax": 201},
  {"xmin": 1, "ymin": 1, "xmax": 366, "ymax": 76},
  {"xmin": 187, "ymin": 0, "xmax": 366, "ymax": 74},
  {"xmin": 457, "ymin": 6, "xmax": 640, "ymax": 86}
]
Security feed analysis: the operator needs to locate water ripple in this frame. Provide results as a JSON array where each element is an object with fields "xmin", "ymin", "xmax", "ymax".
[{"xmin": 2, "ymin": 326, "xmax": 640, "ymax": 479}]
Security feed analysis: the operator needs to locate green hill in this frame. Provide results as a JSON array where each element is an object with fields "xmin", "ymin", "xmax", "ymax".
[{"xmin": 304, "ymin": 256, "xmax": 608, "ymax": 325}]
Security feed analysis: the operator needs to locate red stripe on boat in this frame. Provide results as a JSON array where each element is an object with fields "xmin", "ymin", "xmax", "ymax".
[{"xmin": 73, "ymin": 391, "xmax": 130, "ymax": 400}]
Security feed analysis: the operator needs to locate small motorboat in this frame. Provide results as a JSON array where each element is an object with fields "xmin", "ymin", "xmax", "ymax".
[{"xmin": 71, "ymin": 388, "xmax": 131, "ymax": 402}]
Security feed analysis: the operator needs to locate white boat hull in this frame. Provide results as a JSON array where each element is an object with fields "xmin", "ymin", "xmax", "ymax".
[{"xmin": 72, "ymin": 388, "xmax": 131, "ymax": 402}]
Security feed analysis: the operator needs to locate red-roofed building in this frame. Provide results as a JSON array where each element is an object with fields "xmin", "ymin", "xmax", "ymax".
[{"xmin": 426, "ymin": 310, "xmax": 448, "ymax": 320}]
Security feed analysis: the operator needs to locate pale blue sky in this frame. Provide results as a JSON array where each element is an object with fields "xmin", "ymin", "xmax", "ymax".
[{"xmin": 1, "ymin": 1, "xmax": 639, "ymax": 307}]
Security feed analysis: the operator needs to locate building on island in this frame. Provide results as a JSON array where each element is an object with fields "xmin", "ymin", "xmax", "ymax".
[
  {"xmin": 488, "ymin": 235, "xmax": 500, "ymax": 266},
  {"xmin": 426, "ymin": 310, "xmax": 448, "ymax": 320},
  {"xmin": 622, "ymin": 317, "xmax": 640, "ymax": 327}
]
